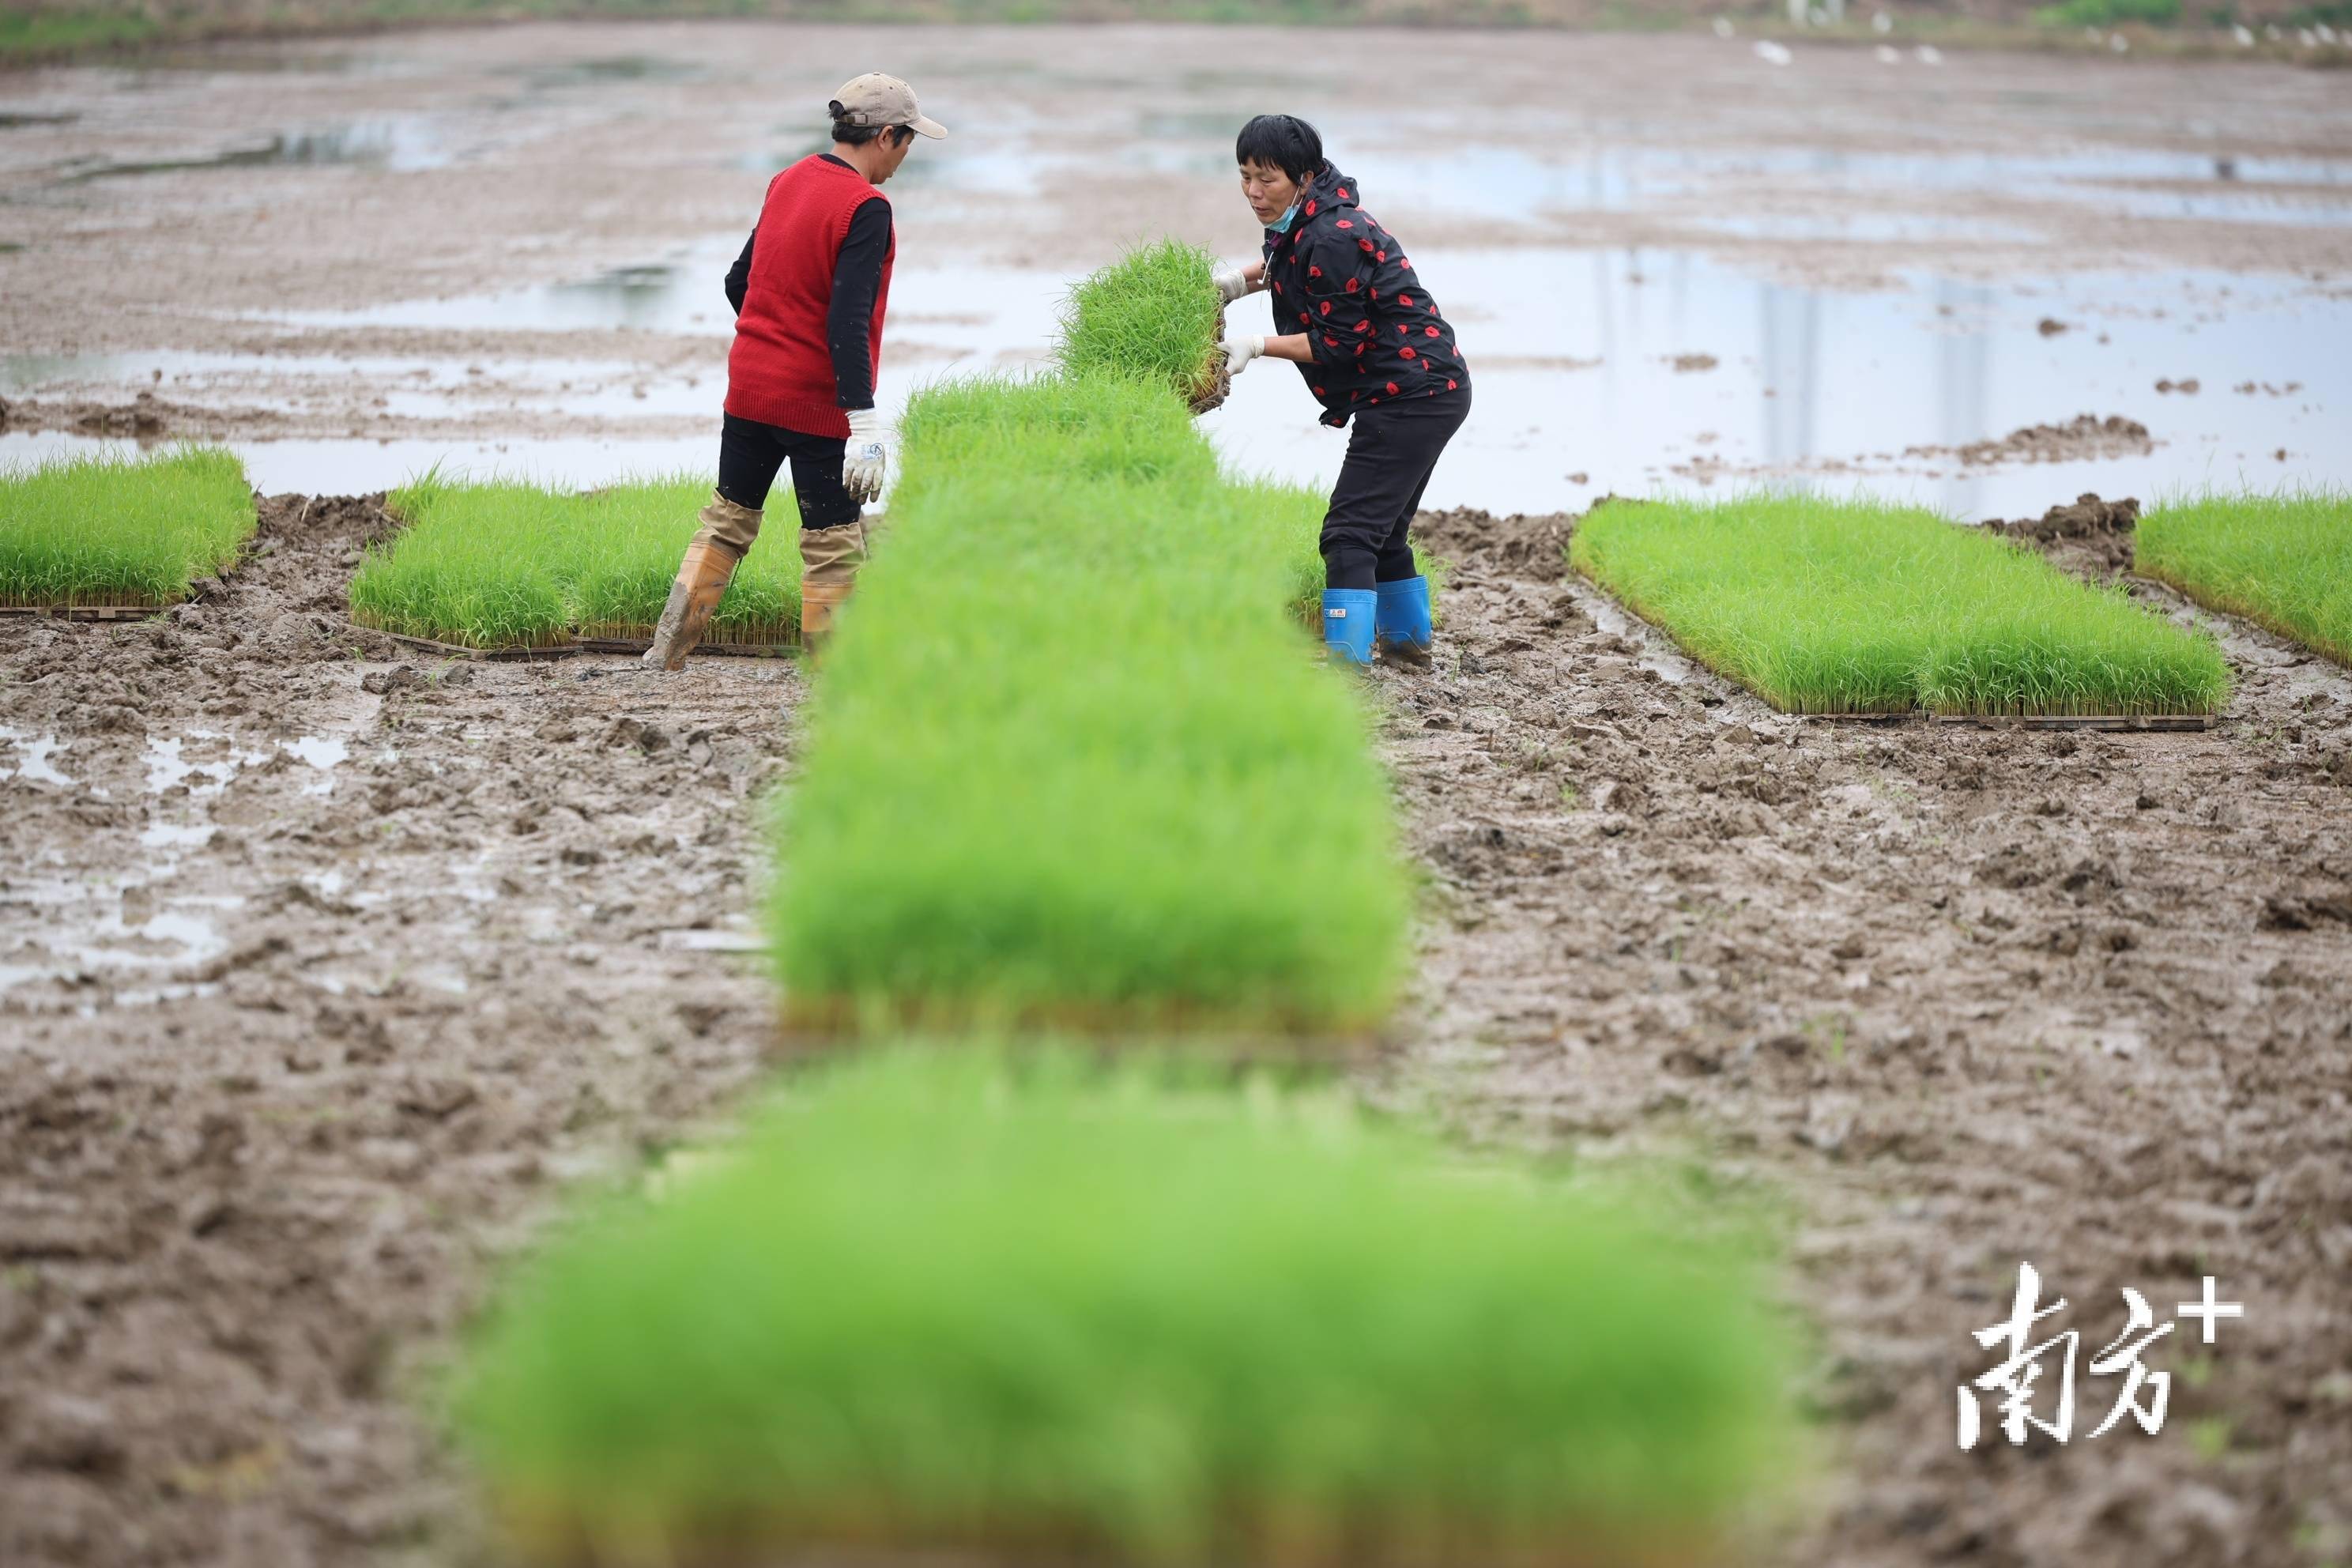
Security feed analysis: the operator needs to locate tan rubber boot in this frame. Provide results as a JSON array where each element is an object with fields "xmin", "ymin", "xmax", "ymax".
[
  {"xmin": 797, "ymin": 519, "xmax": 870, "ymax": 653},
  {"xmin": 644, "ymin": 493, "xmax": 762, "ymax": 670}
]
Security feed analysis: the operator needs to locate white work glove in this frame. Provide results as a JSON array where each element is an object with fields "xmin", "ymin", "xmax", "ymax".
[
  {"xmin": 1211, "ymin": 260, "xmax": 1254, "ymax": 304},
  {"xmin": 1219, "ymin": 334, "xmax": 1264, "ymax": 375},
  {"xmin": 842, "ymin": 407, "xmax": 889, "ymax": 503}
]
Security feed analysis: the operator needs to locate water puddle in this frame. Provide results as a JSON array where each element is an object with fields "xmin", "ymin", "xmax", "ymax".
[
  {"xmin": 1204, "ymin": 248, "xmax": 2350, "ymax": 518},
  {"xmin": 514, "ymin": 55, "xmax": 704, "ymax": 89},
  {"xmin": 54, "ymin": 118, "xmax": 453, "ymax": 182},
  {"xmin": 0, "ymin": 729, "xmax": 74, "ymax": 787},
  {"xmin": 658, "ymin": 923, "xmax": 767, "ymax": 955},
  {"xmin": 0, "ymin": 876, "xmax": 237, "ymax": 997},
  {"xmin": 1224, "ymin": 133, "xmax": 2352, "ymax": 234},
  {"xmin": 10, "ymin": 229, "xmax": 2344, "ymax": 518}
]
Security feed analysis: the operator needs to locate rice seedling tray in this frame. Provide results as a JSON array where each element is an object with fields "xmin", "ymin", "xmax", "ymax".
[
  {"xmin": 0, "ymin": 601, "xmax": 172, "ymax": 620},
  {"xmin": 2138, "ymin": 488, "xmax": 2352, "ymax": 669},
  {"xmin": 363, "ymin": 624, "xmax": 579, "ymax": 662},
  {"xmin": 1804, "ymin": 710, "xmax": 2213, "ymax": 731},
  {"xmin": 454, "ymin": 1047, "xmax": 1799, "ymax": 1568},
  {"xmin": 1931, "ymin": 712, "xmax": 2213, "ymax": 732},
  {"xmin": 774, "ymin": 992, "xmax": 1385, "ymax": 1061},
  {"xmin": 2, "ymin": 445, "xmax": 256, "ymax": 612},
  {"xmin": 572, "ymin": 634, "xmax": 794, "ymax": 658},
  {"xmin": 1571, "ymin": 493, "xmax": 2231, "ymax": 719},
  {"xmin": 351, "ymin": 474, "xmax": 801, "ymax": 654},
  {"xmin": 768, "ymin": 368, "xmax": 1411, "ymax": 1041},
  {"xmin": 1057, "ymin": 237, "xmax": 1230, "ymax": 414}
]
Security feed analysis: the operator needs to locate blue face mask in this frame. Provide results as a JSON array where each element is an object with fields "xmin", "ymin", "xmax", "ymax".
[{"xmin": 1266, "ymin": 198, "xmax": 1302, "ymax": 234}]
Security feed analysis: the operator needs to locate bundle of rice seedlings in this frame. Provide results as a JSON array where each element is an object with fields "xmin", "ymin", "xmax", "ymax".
[
  {"xmin": 2138, "ymin": 487, "xmax": 2352, "ymax": 667},
  {"xmin": 455, "ymin": 1046, "xmax": 1801, "ymax": 1568},
  {"xmin": 1057, "ymin": 238, "xmax": 1230, "ymax": 413},
  {"xmin": 0, "ymin": 445, "xmax": 254, "ymax": 609},
  {"xmin": 1571, "ymin": 493, "xmax": 2230, "ymax": 716}
]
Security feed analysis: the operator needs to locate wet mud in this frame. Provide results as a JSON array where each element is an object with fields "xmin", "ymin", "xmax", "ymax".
[
  {"xmin": 1386, "ymin": 505, "xmax": 2352, "ymax": 1567},
  {"xmin": 0, "ymin": 496, "xmax": 796, "ymax": 1566}
]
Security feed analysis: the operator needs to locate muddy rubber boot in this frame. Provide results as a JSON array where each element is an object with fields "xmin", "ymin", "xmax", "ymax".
[
  {"xmin": 1374, "ymin": 575, "xmax": 1434, "ymax": 667},
  {"xmin": 798, "ymin": 519, "xmax": 869, "ymax": 654},
  {"xmin": 1321, "ymin": 588, "xmax": 1377, "ymax": 668},
  {"xmin": 644, "ymin": 492, "xmax": 762, "ymax": 671}
]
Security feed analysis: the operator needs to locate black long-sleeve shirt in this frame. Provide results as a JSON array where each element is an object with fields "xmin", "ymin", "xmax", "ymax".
[{"xmin": 724, "ymin": 154, "xmax": 893, "ymax": 412}]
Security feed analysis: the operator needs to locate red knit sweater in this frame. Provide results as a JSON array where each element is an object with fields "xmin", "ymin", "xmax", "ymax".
[{"xmin": 726, "ymin": 156, "xmax": 894, "ymax": 439}]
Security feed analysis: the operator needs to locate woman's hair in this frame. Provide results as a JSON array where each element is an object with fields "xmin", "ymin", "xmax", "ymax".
[
  {"xmin": 1234, "ymin": 114, "xmax": 1324, "ymax": 183},
  {"xmin": 831, "ymin": 114, "xmax": 911, "ymax": 148}
]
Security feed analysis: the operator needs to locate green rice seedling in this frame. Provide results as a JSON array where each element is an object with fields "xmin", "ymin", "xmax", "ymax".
[
  {"xmin": 350, "ymin": 472, "xmax": 799, "ymax": 650},
  {"xmin": 1222, "ymin": 474, "xmax": 1445, "ymax": 630},
  {"xmin": 1055, "ymin": 238, "xmax": 1227, "ymax": 409},
  {"xmin": 455, "ymin": 1044, "xmax": 1800, "ymax": 1568},
  {"xmin": 2138, "ymin": 488, "xmax": 2352, "ymax": 667},
  {"xmin": 1570, "ymin": 492, "xmax": 2230, "ymax": 716},
  {"xmin": 0, "ymin": 445, "xmax": 254, "ymax": 609},
  {"xmin": 771, "ymin": 374, "xmax": 1409, "ymax": 1036}
]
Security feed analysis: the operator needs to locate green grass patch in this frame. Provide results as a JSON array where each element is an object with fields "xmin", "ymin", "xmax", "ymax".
[
  {"xmin": 2138, "ymin": 489, "xmax": 2352, "ymax": 667},
  {"xmin": 2036, "ymin": 0, "xmax": 2180, "ymax": 25},
  {"xmin": 0, "ymin": 444, "xmax": 254, "ymax": 609},
  {"xmin": 1570, "ymin": 493, "xmax": 2230, "ymax": 716},
  {"xmin": 0, "ymin": 6, "xmax": 159, "ymax": 61},
  {"xmin": 771, "ymin": 373, "xmax": 1408, "ymax": 1035},
  {"xmin": 455, "ymin": 1045, "xmax": 1800, "ymax": 1567},
  {"xmin": 1056, "ymin": 238, "xmax": 1227, "ymax": 410},
  {"xmin": 349, "ymin": 471, "xmax": 799, "ymax": 650}
]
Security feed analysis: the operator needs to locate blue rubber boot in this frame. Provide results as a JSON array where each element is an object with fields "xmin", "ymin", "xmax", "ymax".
[
  {"xmin": 1321, "ymin": 588, "xmax": 1377, "ymax": 668},
  {"xmin": 1374, "ymin": 575, "xmax": 1434, "ymax": 665}
]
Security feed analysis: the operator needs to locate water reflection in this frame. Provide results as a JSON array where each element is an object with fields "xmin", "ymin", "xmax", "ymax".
[
  {"xmin": 11, "ymin": 241, "xmax": 2345, "ymax": 519},
  {"xmin": 56, "ymin": 117, "xmax": 451, "ymax": 181}
]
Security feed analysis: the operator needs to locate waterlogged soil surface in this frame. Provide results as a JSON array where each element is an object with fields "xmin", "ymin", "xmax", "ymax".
[
  {"xmin": 3, "ymin": 22, "xmax": 2350, "ymax": 508},
  {"xmin": 0, "ymin": 497, "xmax": 795, "ymax": 1566},
  {"xmin": 1, "ymin": 486, "xmax": 2348, "ymax": 1566},
  {"xmin": 1389, "ymin": 505, "xmax": 2352, "ymax": 1567}
]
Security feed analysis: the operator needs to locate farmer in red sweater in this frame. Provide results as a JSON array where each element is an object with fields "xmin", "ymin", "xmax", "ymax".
[{"xmin": 646, "ymin": 73, "xmax": 946, "ymax": 667}]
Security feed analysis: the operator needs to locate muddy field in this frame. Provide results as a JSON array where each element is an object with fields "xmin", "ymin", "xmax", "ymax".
[
  {"xmin": 6, "ymin": 486, "xmax": 2348, "ymax": 1568},
  {"xmin": 1, "ymin": 499, "xmax": 793, "ymax": 1566},
  {"xmin": 3, "ymin": 21, "xmax": 2351, "ymax": 510},
  {"xmin": 1400, "ymin": 503, "xmax": 2352, "ymax": 1566},
  {"xmin": 6, "ymin": 16, "xmax": 2352, "ymax": 1568}
]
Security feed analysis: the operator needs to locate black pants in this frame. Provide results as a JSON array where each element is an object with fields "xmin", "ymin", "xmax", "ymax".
[
  {"xmin": 715, "ymin": 413, "xmax": 861, "ymax": 530},
  {"xmin": 1320, "ymin": 388, "xmax": 1471, "ymax": 592}
]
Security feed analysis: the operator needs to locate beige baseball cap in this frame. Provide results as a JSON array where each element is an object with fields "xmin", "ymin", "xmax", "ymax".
[{"xmin": 830, "ymin": 73, "xmax": 947, "ymax": 139}]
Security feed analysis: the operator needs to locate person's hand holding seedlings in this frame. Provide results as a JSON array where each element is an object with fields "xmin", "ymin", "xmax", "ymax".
[
  {"xmin": 643, "ymin": 72, "xmax": 944, "ymax": 667},
  {"xmin": 1211, "ymin": 258, "xmax": 1262, "ymax": 303},
  {"xmin": 1230, "ymin": 113, "xmax": 1472, "ymax": 668}
]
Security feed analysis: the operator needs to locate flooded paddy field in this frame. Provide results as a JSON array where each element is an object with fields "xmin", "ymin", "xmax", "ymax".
[{"xmin": 3, "ymin": 20, "xmax": 2352, "ymax": 1568}]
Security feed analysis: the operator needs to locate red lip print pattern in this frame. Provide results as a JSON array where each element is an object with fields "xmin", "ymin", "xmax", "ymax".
[{"xmin": 1258, "ymin": 162, "xmax": 1468, "ymax": 428}]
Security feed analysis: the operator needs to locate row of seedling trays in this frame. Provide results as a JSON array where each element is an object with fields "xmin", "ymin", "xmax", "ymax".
[{"xmin": 5, "ymin": 241, "xmax": 2344, "ymax": 1566}]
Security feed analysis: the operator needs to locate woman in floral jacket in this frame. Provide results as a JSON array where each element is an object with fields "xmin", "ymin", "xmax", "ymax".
[{"xmin": 1215, "ymin": 114, "xmax": 1471, "ymax": 667}]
